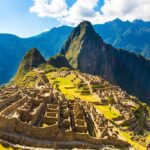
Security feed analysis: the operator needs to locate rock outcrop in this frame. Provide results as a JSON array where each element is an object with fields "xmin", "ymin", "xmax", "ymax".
[{"xmin": 61, "ymin": 21, "xmax": 150, "ymax": 103}]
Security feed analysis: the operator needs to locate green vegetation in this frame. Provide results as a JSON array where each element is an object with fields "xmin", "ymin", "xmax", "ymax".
[
  {"xmin": 14, "ymin": 48, "xmax": 46, "ymax": 83},
  {"xmin": 119, "ymin": 131, "xmax": 146, "ymax": 150},
  {"xmin": 48, "ymin": 53, "xmax": 72, "ymax": 69},
  {"xmin": 41, "ymin": 124, "xmax": 49, "ymax": 128},
  {"xmin": 64, "ymin": 25, "xmax": 88, "ymax": 69},
  {"xmin": 46, "ymin": 72, "xmax": 98, "ymax": 102},
  {"xmin": 95, "ymin": 105, "xmax": 121, "ymax": 120},
  {"xmin": 146, "ymin": 134, "xmax": 150, "ymax": 146},
  {"xmin": 39, "ymin": 63, "xmax": 57, "ymax": 73},
  {"xmin": 17, "ymin": 70, "xmax": 42, "ymax": 88},
  {"xmin": 0, "ymin": 144, "xmax": 13, "ymax": 150}
]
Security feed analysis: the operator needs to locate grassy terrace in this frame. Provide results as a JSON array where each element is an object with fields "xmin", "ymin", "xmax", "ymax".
[
  {"xmin": 46, "ymin": 72, "xmax": 121, "ymax": 119},
  {"xmin": 0, "ymin": 144, "xmax": 14, "ymax": 150},
  {"xmin": 17, "ymin": 70, "xmax": 43, "ymax": 88},
  {"xmin": 46, "ymin": 72, "xmax": 98, "ymax": 103},
  {"xmin": 95, "ymin": 105, "xmax": 121, "ymax": 120},
  {"xmin": 119, "ymin": 131, "xmax": 146, "ymax": 150}
]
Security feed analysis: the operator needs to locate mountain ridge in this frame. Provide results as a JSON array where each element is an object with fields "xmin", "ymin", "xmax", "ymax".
[{"xmin": 0, "ymin": 19, "xmax": 150, "ymax": 85}]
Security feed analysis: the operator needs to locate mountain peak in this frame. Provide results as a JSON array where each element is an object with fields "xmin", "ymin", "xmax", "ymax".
[
  {"xmin": 25, "ymin": 48, "xmax": 39, "ymax": 57},
  {"xmin": 61, "ymin": 21, "xmax": 104, "ymax": 73},
  {"xmin": 113, "ymin": 18, "xmax": 122, "ymax": 23},
  {"xmin": 14, "ymin": 48, "xmax": 46, "ymax": 82},
  {"xmin": 78, "ymin": 20, "xmax": 95, "ymax": 35},
  {"xmin": 24, "ymin": 48, "xmax": 46, "ymax": 67},
  {"xmin": 79, "ymin": 20, "xmax": 93, "ymax": 29}
]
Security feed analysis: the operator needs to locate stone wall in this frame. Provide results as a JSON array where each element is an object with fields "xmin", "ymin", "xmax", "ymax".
[{"xmin": 1, "ymin": 96, "xmax": 28, "ymax": 116}]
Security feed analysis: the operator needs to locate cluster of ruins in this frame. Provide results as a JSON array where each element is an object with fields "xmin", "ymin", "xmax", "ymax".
[
  {"xmin": 0, "ymin": 70, "xmax": 148, "ymax": 149},
  {"xmin": 49, "ymin": 71, "xmax": 147, "ymax": 135},
  {"xmin": 77, "ymin": 72, "xmax": 148, "ymax": 145},
  {"xmin": 0, "ymin": 80, "xmax": 129, "ymax": 149}
]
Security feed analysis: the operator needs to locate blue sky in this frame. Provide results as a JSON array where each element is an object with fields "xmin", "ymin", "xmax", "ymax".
[
  {"xmin": 0, "ymin": 0, "xmax": 149, "ymax": 37},
  {"xmin": 0, "ymin": 0, "xmax": 60, "ymax": 37},
  {"xmin": 0, "ymin": 0, "xmax": 105, "ymax": 37}
]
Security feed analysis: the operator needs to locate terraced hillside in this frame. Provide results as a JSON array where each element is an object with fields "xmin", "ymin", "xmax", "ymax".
[{"xmin": 0, "ymin": 68, "xmax": 150, "ymax": 150}]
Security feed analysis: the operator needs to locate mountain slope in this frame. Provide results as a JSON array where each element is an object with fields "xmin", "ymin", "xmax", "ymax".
[
  {"xmin": 48, "ymin": 53, "xmax": 72, "ymax": 69},
  {"xmin": 61, "ymin": 21, "xmax": 150, "ymax": 103},
  {"xmin": 14, "ymin": 48, "xmax": 46, "ymax": 82},
  {"xmin": 0, "ymin": 34, "xmax": 27, "ymax": 84}
]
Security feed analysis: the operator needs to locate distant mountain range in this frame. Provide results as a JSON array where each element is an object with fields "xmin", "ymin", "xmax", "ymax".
[{"xmin": 0, "ymin": 18, "xmax": 150, "ymax": 85}]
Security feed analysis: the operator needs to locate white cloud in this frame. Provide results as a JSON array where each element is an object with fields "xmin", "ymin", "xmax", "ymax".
[
  {"xmin": 30, "ymin": 0, "xmax": 150, "ymax": 25},
  {"xmin": 101, "ymin": 0, "xmax": 150, "ymax": 22},
  {"xmin": 30, "ymin": 0, "xmax": 68, "ymax": 18},
  {"xmin": 62, "ymin": 0, "xmax": 103, "ymax": 25},
  {"xmin": 44, "ymin": 28, "xmax": 50, "ymax": 32}
]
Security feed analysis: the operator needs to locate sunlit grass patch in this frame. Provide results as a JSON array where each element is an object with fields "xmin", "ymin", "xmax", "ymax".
[
  {"xmin": 95, "ymin": 105, "xmax": 121, "ymax": 120},
  {"xmin": 0, "ymin": 144, "xmax": 13, "ymax": 150},
  {"xmin": 46, "ymin": 72, "xmax": 99, "ymax": 102},
  {"xmin": 41, "ymin": 124, "xmax": 49, "ymax": 128},
  {"xmin": 119, "ymin": 131, "xmax": 146, "ymax": 150}
]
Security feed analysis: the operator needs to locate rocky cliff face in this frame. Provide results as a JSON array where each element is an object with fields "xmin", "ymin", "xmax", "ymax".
[
  {"xmin": 14, "ymin": 48, "xmax": 46, "ymax": 81},
  {"xmin": 61, "ymin": 21, "xmax": 150, "ymax": 103}
]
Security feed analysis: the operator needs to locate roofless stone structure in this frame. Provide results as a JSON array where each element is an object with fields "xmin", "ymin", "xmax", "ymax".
[{"xmin": 0, "ymin": 82, "xmax": 129, "ymax": 149}]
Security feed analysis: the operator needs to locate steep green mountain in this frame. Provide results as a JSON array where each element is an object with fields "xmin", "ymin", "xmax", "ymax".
[
  {"xmin": 48, "ymin": 53, "xmax": 72, "ymax": 69},
  {"xmin": 0, "ymin": 19, "xmax": 150, "ymax": 85},
  {"xmin": 61, "ymin": 21, "xmax": 150, "ymax": 103},
  {"xmin": 14, "ymin": 48, "xmax": 46, "ymax": 82}
]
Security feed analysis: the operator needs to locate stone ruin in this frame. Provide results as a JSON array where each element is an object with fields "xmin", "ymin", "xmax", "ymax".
[
  {"xmin": 0, "ymin": 82, "xmax": 130, "ymax": 149},
  {"xmin": 76, "ymin": 72, "xmax": 148, "ymax": 145}
]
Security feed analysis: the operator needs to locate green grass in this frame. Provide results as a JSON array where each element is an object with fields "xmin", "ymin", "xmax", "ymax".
[
  {"xmin": 119, "ymin": 131, "xmax": 146, "ymax": 150},
  {"xmin": 0, "ymin": 144, "xmax": 13, "ymax": 150},
  {"xmin": 41, "ymin": 124, "xmax": 49, "ymax": 128},
  {"xmin": 18, "ymin": 70, "xmax": 43, "ymax": 88},
  {"xmin": 39, "ymin": 63, "xmax": 57, "ymax": 73},
  {"xmin": 46, "ymin": 72, "xmax": 99, "ymax": 102},
  {"xmin": 95, "ymin": 105, "xmax": 121, "ymax": 120}
]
